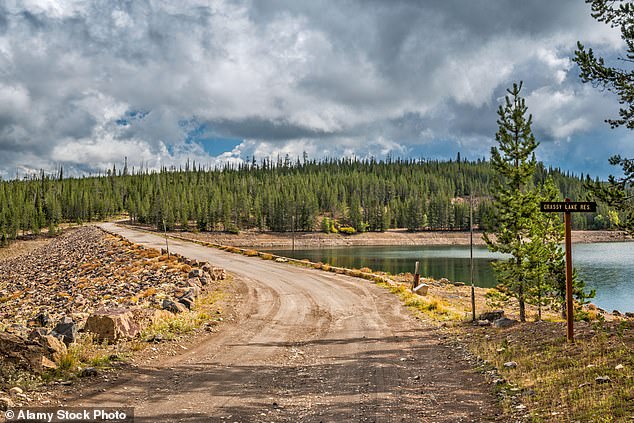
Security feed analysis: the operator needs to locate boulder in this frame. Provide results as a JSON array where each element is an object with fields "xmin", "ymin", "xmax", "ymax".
[
  {"xmin": 30, "ymin": 355, "xmax": 57, "ymax": 372},
  {"xmin": 413, "ymin": 283, "xmax": 429, "ymax": 296},
  {"xmin": 188, "ymin": 269, "xmax": 203, "ymax": 278},
  {"xmin": 0, "ymin": 397, "xmax": 13, "ymax": 411},
  {"xmin": 187, "ymin": 278, "xmax": 202, "ymax": 288},
  {"xmin": 27, "ymin": 328, "xmax": 49, "ymax": 341},
  {"xmin": 503, "ymin": 361, "xmax": 517, "ymax": 369},
  {"xmin": 80, "ymin": 367, "xmax": 98, "ymax": 378},
  {"xmin": 625, "ymin": 312, "xmax": 634, "ymax": 318},
  {"xmin": 477, "ymin": 320, "xmax": 491, "ymax": 327},
  {"xmin": 613, "ymin": 310, "xmax": 622, "ymax": 317},
  {"xmin": 28, "ymin": 312, "xmax": 51, "ymax": 328},
  {"xmin": 84, "ymin": 309, "xmax": 142, "ymax": 342},
  {"xmin": 492, "ymin": 317, "xmax": 518, "ymax": 328},
  {"xmin": 178, "ymin": 297, "xmax": 194, "ymax": 310},
  {"xmin": 162, "ymin": 299, "xmax": 187, "ymax": 314},
  {"xmin": 478, "ymin": 310, "xmax": 505, "ymax": 321},
  {"xmin": 0, "ymin": 332, "xmax": 53, "ymax": 373},
  {"xmin": 212, "ymin": 267, "xmax": 226, "ymax": 280},
  {"xmin": 29, "ymin": 332, "xmax": 67, "ymax": 361},
  {"xmin": 51, "ymin": 316, "xmax": 77, "ymax": 345},
  {"xmin": 180, "ymin": 287, "xmax": 199, "ymax": 300}
]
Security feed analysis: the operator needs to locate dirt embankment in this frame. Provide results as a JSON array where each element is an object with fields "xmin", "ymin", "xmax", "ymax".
[{"xmin": 162, "ymin": 228, "xmax": 632, "ymax": 249}]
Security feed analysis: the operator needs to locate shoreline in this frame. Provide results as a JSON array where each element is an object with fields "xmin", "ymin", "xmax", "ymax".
[{"xmin": 161, "ymin": 227, "xmax": 633, "ymax": 249}]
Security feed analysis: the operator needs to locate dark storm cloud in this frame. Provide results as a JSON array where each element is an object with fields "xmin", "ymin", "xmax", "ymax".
[{"xmin": 0, "ymin": 0, "xmax": 625, "ymax": 177}]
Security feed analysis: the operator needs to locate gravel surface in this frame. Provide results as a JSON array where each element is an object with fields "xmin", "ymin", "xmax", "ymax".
[{"xmin": 49, "ymin": 223, "xmax": 503, "ymax": 422}]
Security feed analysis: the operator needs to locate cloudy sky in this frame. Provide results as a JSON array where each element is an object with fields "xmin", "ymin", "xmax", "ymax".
[{"xmin": 0, "ymin": 0, "xmax": 632, "ymax": 179}]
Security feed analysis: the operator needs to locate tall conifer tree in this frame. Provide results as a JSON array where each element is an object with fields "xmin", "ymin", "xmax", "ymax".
[{"xmin": 484, "ymin": 82, "xmax": 539, "ymax": 322}]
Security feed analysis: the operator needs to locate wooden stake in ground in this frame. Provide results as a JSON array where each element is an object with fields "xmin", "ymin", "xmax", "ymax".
[
  {"xmin": 470, "ymin": 194, "xmax": 476, "ymax": 322},
  {"xmin": 540, "ymin": 198, "xmax": 596, "ymax": 343},
  {"xmin": 413, "ymin": 261, "xmax": 420, "ymax": 291}
]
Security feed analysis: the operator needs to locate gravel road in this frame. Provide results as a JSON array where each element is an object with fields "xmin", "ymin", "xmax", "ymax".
[{"xmin": 58, "ymin": 223, "xmax": 501, "ymax": 422}]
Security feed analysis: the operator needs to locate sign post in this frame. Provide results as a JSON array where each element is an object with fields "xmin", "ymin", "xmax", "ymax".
[{"xmin": 540, "ymin": 199, "xmax": 596, "ymax": 343}]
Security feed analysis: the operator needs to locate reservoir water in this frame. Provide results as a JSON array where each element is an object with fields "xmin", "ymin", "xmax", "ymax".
[{"xmin": 266, "ymin": 242, "xmax": 634, "ymax": 313}]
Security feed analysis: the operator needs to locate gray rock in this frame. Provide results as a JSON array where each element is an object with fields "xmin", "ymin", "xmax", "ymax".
[
  {"xmin": 492, "ymin": 317, "xmax": 518, "ymax": 328},
  {"xmin": 595, "ymin": 375, "xmax": 612, "ymax": 384},
  {"xmin": 162, "ymin": 299, "xmax": 187, "ymax": 314},
  {"xmin": 0, "ymin": 397, "xmax": 13, "ymax": 411},
  {"xmin": 28, "ymin": 312, "xmax": 50, "ymax": 328},
  {"xmin": 478, "ymin": 310, "xmax": 505, "ymax": 321},
  {"xmin": 51, "ymin": 317, "xmax": 77, "ymax": 345},
  {"xmin": 477, "ymin": 320, "xmax": 491, "ymax": 327},
  {"xmin": 188, "ymin": 269, "xmax": 202, "ymax": 278},
  {"xmin": 503, "ymin": 361, "xmax": 517, "ymax": 369},
  {"xmin": 80, "ymin": 367, "xmax": 98, "ymax": 377},
  {"xmin": 27, "ymin": 328, "xmax": 49, "ymax": 341},
  {"xmin": 178, "ymin": 297, "xmax": 194, "ymax": 310},
  {"xmin": 180, "ymin": 286, "xmax": 199, "ymax": 300}
]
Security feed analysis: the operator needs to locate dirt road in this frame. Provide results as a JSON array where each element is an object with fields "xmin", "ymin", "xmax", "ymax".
[{"xmin": 56, "ymin": 223, "xmax": 501, "ymax": 422}]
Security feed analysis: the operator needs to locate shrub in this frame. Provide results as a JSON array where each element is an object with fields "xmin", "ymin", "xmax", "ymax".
[
  {"xmin": 225, "ymin": 225, "xmax": 240, "ymax": 235},
  {"xmin": 338, "ymin": 226, "xmax": 356, "ymax": 235},
  {"xmin": 244, "ymin": 250, "xmax": 258, "ymax": 257}
]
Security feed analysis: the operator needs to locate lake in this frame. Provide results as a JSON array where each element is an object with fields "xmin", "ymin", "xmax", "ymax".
[{"xmin": 265, "ymin": 242, "xmax": 634, "ymax": 313}]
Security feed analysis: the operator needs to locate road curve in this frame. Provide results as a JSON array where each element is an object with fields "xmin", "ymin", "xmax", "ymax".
[{"xmin": 61, "ymin": 223, "xmax": 500, "ymax": 422}]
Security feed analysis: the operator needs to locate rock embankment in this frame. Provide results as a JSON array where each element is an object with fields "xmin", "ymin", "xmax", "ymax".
[
  {"xmin": 0, "ymin": 226, "xmax": 223, "ymax": 326},
  {"xmin": 0, "ymin": 226, "xmax": 226, "ymax": 374}
]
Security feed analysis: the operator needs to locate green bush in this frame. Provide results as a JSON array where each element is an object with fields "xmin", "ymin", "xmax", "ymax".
[{"xmin": 338, "ymin": 226, "xmax": 356, "ymax": 235}]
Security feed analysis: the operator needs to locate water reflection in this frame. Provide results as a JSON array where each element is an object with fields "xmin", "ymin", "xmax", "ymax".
[{"xmin": 266, "ymin": 242, "xmax": 634, "ymax": 312}]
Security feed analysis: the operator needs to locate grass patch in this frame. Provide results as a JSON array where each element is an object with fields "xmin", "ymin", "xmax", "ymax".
[
  {"xmin": 141, "ymin": 286, "xmax": 226, "ymax": 341},
  {"xmin": 466, "ymin": 320, "xmax": 634, "ymax": 421},
  {"xmin": 377, "ymin": 281, "xmax": 462, "ymax": 321},
  {"xmin": 43, "ymin": 334, "xmax": 119, "ymax": 381}
]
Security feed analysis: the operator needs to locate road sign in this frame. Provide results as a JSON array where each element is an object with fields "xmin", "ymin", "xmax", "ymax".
[
  {"xmin": 540, "ymin": 201, "xmax": 596, "ymax": 213},
  {"xmin": 540, "ymin": 199, "xmax": 596, "ymax": 343}
]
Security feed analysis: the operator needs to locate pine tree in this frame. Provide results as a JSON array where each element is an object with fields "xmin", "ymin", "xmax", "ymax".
[
  {"xmin": 484, "ymin": 82, "xmax": 540, "ymax": 322},
  {"xmin": 575, "ymin": 1, "xmax": 634, "ymax": 233}
]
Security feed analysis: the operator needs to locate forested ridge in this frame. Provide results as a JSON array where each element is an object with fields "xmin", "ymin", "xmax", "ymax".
[{"xmin": 0, "ymin": 157, "xmax": 614, "ymax": 244}]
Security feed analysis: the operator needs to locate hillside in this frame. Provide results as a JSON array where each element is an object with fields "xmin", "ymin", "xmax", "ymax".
[{"xmin": 0, "ymin": 159, "xmax": 611, "ymax": 245}]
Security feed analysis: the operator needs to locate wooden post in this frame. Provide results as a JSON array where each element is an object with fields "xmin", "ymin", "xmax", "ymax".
[
  {"xmin": 292, "ymin": 215, "xmax": 295, "ymax": 252},
  {"xmin": 470, "ymin": 194, "xmax": 476, "ymax": 322},
  {"xmin": 413, "ymin": 261, "xmax": 420, "ymax": 291},
  {"xmin": 540, "ymin": 199, "xmax": 595, "ymax": 342},
  {"xmin": 564, "ymin": 198, "xmax": 574, "ymax": 343},
  {"xmin": 162, "ymin": 218, "xmax": 170, "ymax": 258}
]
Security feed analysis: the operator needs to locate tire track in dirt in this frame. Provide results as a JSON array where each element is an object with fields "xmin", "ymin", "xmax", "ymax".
[{"xmin": 51, "ymin": 223, "xmax": 502, "ymax": 422}]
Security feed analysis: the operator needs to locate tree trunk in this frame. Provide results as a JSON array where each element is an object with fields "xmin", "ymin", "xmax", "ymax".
[{"xmin": 519, "ymin": 282, "xmax": 526, "ymax": 322}]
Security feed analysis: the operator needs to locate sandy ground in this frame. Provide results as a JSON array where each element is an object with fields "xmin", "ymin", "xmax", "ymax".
[
  {"xmin": 43, "ymin": 223, "xmax": 503, "ymax": 422},
  {"xmin": 159, "ymin": 228, "xmax": 632, "ymax": 249}
]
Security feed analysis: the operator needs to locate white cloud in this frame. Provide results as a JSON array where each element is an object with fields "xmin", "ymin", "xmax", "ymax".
[{"xmin": 0, "ymin": 0, "xmax": 626, "ymax": 177}]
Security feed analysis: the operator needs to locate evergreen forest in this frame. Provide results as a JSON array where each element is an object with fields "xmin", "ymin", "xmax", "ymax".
[{"xmin": 0, "ymin": 157, "xmax": 617, "ymax": 245}]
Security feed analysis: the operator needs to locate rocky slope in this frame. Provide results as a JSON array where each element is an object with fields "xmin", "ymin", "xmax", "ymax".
[{"xmin": 0, "ymin": 226, "xmax": 199, "ymax": 329}]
